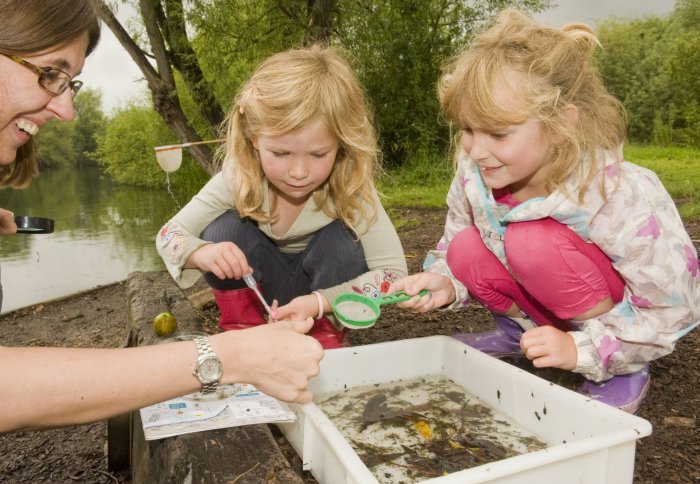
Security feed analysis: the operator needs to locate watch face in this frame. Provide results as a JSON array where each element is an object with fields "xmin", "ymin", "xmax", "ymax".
[{"xmin": 199, "ymin": 357, "xmax": 223, "ymax": 382}]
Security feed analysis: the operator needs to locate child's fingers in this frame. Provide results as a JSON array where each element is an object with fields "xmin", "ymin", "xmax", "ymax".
[
  {"xmin": 414, "ymin": 291, "xmax": 436, "ymax": 310},
  {"xmin": 268, "ymin": 300, "xmax": 280, "ymax": 323},
  {"xmin": 523, "ymin": 342, "xmax": 548, "ymax": 361},
  {"xmin": 519, "ymin": 332, "xmax": 539, "ymax": 352},
  {"xmin": 395, "ymin": 291, "xmax": 431, "ymax": 311},
  {"xmin": 531, "ymin": 354, "xmax": 557, "ymax": 369},
  {"xmin": 520, "ymin": 326, "xmax": 554, "ymax": 349},
  {"xmin": 208, "ymin": 260, "xmax": 228, "ymax": 280}
]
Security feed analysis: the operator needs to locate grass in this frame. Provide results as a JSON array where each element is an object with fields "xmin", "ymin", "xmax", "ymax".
[
  {"xmin": 377, "ymin": 156, "xmax": 453, "ymax": 229},
  {"xmin": 379, "ymin": 144, "xmax": 700, "ymax": 220},
  {"xmin": 624, "ymin": 145, "xmax": 700, "ymax": 219}
]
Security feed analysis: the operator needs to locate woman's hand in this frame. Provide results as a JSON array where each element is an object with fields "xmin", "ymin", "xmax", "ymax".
[
  {"xmin": 0, "ymin": 208, "xmax": 17, "ymax": 235},
  {"xmin": 387, "ymin": 272, "xmax": 456, "ymax": 312},
  {"xmin": 213, "ymin": 317, "xmax": 323, "ymax": 404},
  {"xmin": 272, "ymin": 294, "xmax": 323, "ymax": 321},
  {"xmin": 520, "ymin": 326, "xmax": 577, "ymax": 370},
  {"xmin": 185, "ymin": 242, "xmax": 249, "ymax": 280}
]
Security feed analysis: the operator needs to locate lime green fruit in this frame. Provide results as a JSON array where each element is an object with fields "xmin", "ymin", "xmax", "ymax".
[{"xmin": 153, "ymin": 311, "xmax": 178, "ymax": 336}]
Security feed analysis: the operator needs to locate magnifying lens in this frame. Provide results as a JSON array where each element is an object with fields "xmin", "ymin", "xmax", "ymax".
[
  {"xmin": 332, "ymin": 289, "xmax": 429, "ymax": 329},
  {"xmin": 14, "ymin": 215, "xmax": 54, "ymax": 234}
]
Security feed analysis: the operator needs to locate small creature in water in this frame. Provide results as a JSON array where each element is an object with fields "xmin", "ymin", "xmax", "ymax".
[
  {"xmin": 361, "ymin": 393, "xmax": 430, "ymax": 428},
  {"xmin": 317, "ymin": 376, "xmax": 548, "ymax": 483}
]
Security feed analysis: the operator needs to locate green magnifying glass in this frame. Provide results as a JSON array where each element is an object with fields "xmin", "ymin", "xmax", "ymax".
[{"xmin": 332, "ymin": 289, "xmax": 429, "ymax": 329}]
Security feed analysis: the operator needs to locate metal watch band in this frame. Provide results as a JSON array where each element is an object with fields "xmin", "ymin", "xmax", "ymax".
[
  {"xmin": 201, "ymin": 380, "xmax": 217, "ymax": 394},
  {"xmin": 193, "ymin": 335, "xmax": 220, "ymax": 394}
]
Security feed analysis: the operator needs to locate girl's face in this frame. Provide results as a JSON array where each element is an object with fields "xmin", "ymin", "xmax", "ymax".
[
  {"xmin": 253, "ymin": 116, "xmax": 339, "ymax": 206},
  {"xmin": 461, "ymin": 117, "xmax": 554, "ymax": 200},
  {"xmin": 0, "ymin": 34, "xmax": 88, "ymax": 165}
]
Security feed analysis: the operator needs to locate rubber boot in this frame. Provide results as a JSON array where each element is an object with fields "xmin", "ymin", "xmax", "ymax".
[
  {"xmin": 308, "ymin": 316, "xmax": 349, "ymax": 350},
  {"xmin": 452, "ymin": 316, "xmax": 527, "ymax": 358},
  {"xmin": 577, "ymin": 365, "xmax": 650, "ymax": 414},
  {"xmin": 212, "ymin": 287, "xmax": 266, "ymax": 331}
]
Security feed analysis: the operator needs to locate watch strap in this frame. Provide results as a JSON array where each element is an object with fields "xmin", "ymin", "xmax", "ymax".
[{"xmin": 193, "ymin": 335, "xmax": 220, "ymax": 394}]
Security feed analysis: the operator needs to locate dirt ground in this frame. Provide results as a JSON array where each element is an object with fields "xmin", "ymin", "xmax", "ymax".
[{"xmin": 0, "ymin": 207, "xmax": 697, "ymax": 483}]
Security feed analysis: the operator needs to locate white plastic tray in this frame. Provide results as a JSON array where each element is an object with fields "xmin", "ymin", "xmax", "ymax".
[{"xmin": 278, "ymin": 336, "xmax": 652, "ymax": 483}]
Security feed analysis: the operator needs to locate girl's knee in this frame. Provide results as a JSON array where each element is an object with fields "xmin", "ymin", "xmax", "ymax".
[
  {"xmin": 447, "ymin": 226, "xmax": 506, "ymax": 290},
  {"xmin": 201, "ymin": 210, "xmax": 241, "ymax": 242},
  {"xmin": 447, "ymin": 226, "xmax": 486, "ymax": 269},
  {"xmin": 505, "ymin": 219, "xmax": 568, "ymax": 273},
  {"xmin": 304, "ymin": 221, "xmax": 367, "ymax": 282},
  {"xmin": 200, "ymin": 210, "xmax": 259, "ymax": 245}
]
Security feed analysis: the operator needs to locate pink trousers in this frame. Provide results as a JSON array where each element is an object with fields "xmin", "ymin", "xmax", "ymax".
[{"xmin": 446, "ymin": 219, "xmax": 625, "ymax": 329}]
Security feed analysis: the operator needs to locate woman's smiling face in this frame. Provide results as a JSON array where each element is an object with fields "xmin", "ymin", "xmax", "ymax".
[{"xmin": 0, "ymin": 33, "xmax": 88, "ymax": 165}]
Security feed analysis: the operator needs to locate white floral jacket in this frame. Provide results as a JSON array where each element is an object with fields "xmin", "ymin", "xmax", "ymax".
[{"xmin": 425, "ymin": 150, "xmax": 699, "ymax": 381}]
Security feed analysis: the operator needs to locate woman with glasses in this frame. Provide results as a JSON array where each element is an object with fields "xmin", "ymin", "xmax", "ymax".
[{"xmin": 0, "ymin": 0, "xmax": 323, "ymax": 433}]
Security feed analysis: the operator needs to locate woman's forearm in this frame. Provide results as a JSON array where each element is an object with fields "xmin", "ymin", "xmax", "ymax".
[
  {"xmin": 0, "ymin": 343, "xmax": 199, "ymax": 432},
  {"xmin": 0, "ymin": 319, "xmax": 323, "ymax": 433}
]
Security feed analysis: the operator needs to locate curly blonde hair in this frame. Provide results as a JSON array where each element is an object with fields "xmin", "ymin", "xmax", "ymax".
[
  {"xmin": 439, "ymin": 9, "xmax": 627, "ymax": 200},
  {"xmin": 220, "ymin": 44, "xmax": 380, "ymax": 234}
]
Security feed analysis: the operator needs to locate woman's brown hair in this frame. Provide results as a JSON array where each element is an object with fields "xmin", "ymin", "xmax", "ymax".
[{"xmin": 0, "ymin": 0, "xmax": 101, "ymax": 188}]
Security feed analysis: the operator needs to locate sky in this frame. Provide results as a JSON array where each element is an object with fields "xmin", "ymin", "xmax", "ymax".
[{"xmin": 80, "ymin": 0, "xmax": 677, "ymax": 114}]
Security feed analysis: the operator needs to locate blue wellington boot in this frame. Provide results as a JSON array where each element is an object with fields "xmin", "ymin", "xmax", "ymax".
[
  {"xmin": 577, "ymin": 365, "xmax": 650, "ymax": 414},
  {"xmin": 452, "ymin": 316, "xmax": 528, "ymax": 358}
]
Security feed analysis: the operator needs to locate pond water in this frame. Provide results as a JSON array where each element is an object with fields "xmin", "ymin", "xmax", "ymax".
[{"xmin": 0, "ymin": 166, "xmax": 187, "ymax": 314}]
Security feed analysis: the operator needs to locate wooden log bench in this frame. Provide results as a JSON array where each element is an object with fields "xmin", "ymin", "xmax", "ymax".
[{"xmin": 107, "ymin": 271, "xmax": 303, "ymax": 483}]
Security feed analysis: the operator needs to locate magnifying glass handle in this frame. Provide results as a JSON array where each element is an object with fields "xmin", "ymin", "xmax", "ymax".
[{"xmin": 379, "ymin": 289, "xmax": 429, "ymax": 305}]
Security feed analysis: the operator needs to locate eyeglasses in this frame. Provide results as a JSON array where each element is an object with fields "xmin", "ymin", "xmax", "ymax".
[{"xmin": 2, "ymin": 54, "xmax": 83, "ymax": 98}]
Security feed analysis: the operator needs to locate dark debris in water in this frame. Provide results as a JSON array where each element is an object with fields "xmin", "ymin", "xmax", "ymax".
[
  {"xmin": 361, "ymin": 393, "xmax": 430, "ymax": 427},
  {"xmin": 320, "ymin": 377, "xmax": 548, "ymax": 482}
]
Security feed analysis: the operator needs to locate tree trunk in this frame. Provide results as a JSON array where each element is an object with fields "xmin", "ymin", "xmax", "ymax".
[
  {"xmin": 305, "ymin": 0, "xmax": 335, "ymax": 44},
  {"xmin": 94, "ymin": 0, "xmax": 218, "ymax": 177}
]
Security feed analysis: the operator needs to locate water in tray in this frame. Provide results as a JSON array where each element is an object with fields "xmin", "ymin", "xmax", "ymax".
[{"xmin": 316, "ymin": 375, "xmax": 547, "ymax": 483}]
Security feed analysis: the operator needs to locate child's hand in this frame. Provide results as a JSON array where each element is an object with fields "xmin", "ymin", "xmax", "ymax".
[
  {"xmin": 520, "ymin": 326, "xmax": 577, "ymax": 370},
  {"xmin": 272, "ymin": 294, "xmax": 321, "ymax": 321},
  {"xmin": 186, "ymin": 242, "xmax": 250, "ymax": 280},
  {"xmin": 387, "ymin": 272, "xmax": 455, "ymax": 312},
  {"xmin": 0, "ymin": 208, "xmax": 17, "ymax": 235}
]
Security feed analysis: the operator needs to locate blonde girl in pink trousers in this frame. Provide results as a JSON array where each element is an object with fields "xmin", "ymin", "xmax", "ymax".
[{"xmin": 390, "ymin": 9, "xmax": 699, "ymax": 413}]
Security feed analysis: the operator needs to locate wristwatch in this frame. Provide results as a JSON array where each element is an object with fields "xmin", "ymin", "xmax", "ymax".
[{"xmin": 192, "ymin": 336, "xmax": 223, "ymax": 394}]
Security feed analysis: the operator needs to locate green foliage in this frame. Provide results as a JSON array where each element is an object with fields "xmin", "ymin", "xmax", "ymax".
[
  {"xmin": 35, "ymin": 119, "xmax": 75, "ymax": 169},
  {"xmin": 95, "ymin": 99, "xmax": 208, "ymax": 190},
  {"xmin": 595, "ymin": 18, "xmax": 668, "ymax": 143},
  {"xmin": 596, "ymin": 0, "xmax": 700, "ymax": 146},
  {"xmin": 189, "ymin": 0, "xmax": 308, "ymax": 109},
  {"xmin": 34, "ymin": 88, "xmax": 106, "ymax": 168},
  {"xmin": 73, "ymin": 89, "xmax": 107, "ymax": 165},
  {"xmin": 335, "ymin": 0, "xmax": 550, "ymax": 168}
]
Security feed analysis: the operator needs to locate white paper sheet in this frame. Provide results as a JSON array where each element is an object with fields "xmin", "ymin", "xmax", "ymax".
[{"xmin": 139, "ymin": 384, "xmax": 296, "ymax": 440}]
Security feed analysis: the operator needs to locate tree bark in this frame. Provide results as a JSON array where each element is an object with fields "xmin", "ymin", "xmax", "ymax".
[
  {"xmin": 94, "ymin": 0, "xmax": 218, "ymax": 176},
  {"xmin": 305, "ymin": 0, "xmax": 336, "ymax": 44},
  {"xmin": 160, "ymin": 0, "xmax": 226, "ymax": 130}
]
